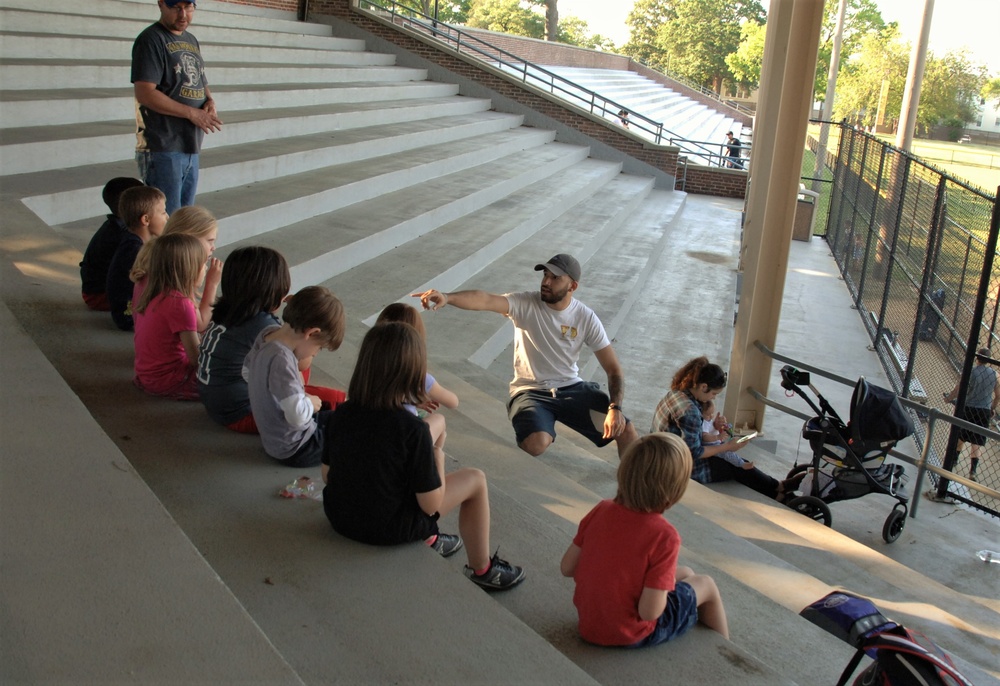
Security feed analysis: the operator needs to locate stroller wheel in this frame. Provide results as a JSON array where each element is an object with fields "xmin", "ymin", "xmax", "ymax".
[
  {"xmin": 786, "ymin": 495, "xmax": 832, "ymax": 527},
  {"xmin": 786, "ymin": 463, "xmax": 809, "ymax": 480},
  {"xmin": 882, "ymin": 508, "xmax": 906, "ymax": 543}
]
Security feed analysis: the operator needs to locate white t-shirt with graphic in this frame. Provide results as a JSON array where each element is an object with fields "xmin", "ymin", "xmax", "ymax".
[{"xmin": 505, "ymin": 291, "xmax": 610, "ymax": 395}]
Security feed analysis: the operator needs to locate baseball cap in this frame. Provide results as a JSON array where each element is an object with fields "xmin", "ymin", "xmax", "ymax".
[
  {"xmin": 163, "ymin": 0, "xmax": 196, "ymax": 7},
  {"xmin": 534, "ymin": 254, "xmax": 581, "ymax": 282}
]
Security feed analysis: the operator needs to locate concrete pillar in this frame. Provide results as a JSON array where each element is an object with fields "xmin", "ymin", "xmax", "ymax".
[
  {"xmin": 724, "ymin": 0, "xmax": 825, "ymax": 431},
  {"xmin": 896, "ymin": 0, "xmax": 934, "ymax": 151}
]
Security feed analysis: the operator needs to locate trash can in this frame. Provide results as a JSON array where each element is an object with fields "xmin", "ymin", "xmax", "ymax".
[{"xmin": 793, "ymin": 188, "xmax": 819, "ymax": 242}]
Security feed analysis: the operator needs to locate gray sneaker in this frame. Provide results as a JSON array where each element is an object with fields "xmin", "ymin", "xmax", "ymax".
[
  {"xmin": 464, "ymin": 552, "xmax": 526, "ymax": 591},
  {"xmin": 430, "ymin": 533, "xmax": 464, "ymax": 558}
]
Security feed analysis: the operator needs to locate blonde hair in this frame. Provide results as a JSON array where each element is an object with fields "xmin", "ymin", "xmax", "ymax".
[
  {"xmin": 130, "ymin": 205, "xmax": 217, "ymax": 283},
  {"xmin": 615, "ymin": 433, "xmax": 692, "ymax": 513},
  {"xmin": 375, "ymin": 302, "xmax": 426, "ymax": 340},
  {"xmin": 118, "ymin": 186, "xmax": 165, "ymax": 231},
  {"xmin": 134, "ymin": 234, "xmax": 207, "ymax": 314}
]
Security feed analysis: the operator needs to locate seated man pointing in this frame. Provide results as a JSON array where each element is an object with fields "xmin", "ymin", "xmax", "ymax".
[{"xmin": 414, "ymin": 254, "xmax": 638, "ymax": 458}]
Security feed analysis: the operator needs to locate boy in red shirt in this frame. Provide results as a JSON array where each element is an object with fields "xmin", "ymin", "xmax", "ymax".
[{"xmin": 561, "ymin": 432, "xmax": 729, "ymax": 646}]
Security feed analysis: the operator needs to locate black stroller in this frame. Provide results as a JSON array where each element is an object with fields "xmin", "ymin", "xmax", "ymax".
[{"xmin": 779, "ymin": 365, "xmax": 914, "ymax": 543}]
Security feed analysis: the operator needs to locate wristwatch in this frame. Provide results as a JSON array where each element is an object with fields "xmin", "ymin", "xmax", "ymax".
[{"xmin": 608, "ymin": 403, "xmax": 621, "ymax": 411}]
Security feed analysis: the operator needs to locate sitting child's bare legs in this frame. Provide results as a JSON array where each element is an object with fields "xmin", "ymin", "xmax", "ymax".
[
  {"xmin": 439, "ymin": 467, "xmax": 491, "ymax": 571},
  {"xmin": 424, "ymin": 411, "xmax": 447, "ymax": 450},
  {"xmin": 676, "ymin": 565, "xmax": 730, "ymax": 639}
]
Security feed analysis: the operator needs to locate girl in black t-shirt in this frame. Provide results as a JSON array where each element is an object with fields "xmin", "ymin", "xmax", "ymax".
[{"xmin": 321, "ymin": 322, "xmax": 526, "ymax": 591}]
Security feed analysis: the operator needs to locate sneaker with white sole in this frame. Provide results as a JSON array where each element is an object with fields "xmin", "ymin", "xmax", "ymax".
[
  {"xmin": 464, "ymin": 551, "xmax": 526, "ymax": 591},
  {"xmin": 430, "ymin": 533, "xmax": 464, "ymax": 558}
]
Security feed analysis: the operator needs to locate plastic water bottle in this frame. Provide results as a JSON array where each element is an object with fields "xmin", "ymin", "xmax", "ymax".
[{"xmin": 977, "ymin": 550, "xmax": 1000, "ymax": 564}]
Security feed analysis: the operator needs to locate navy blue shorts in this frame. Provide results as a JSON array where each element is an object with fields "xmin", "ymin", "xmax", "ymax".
[
  {"xmin": 507, "ymin": 381, "xmax": 628, "ymax": 448},
  {"xmin": 630, "ymin": 581, "xmax": 699, "ymax": 648}
]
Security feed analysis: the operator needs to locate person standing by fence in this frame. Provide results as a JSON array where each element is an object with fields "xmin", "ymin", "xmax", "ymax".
[{"xmin": 943, "ymin": 347, "xmax": 1000, "ymax": 482}]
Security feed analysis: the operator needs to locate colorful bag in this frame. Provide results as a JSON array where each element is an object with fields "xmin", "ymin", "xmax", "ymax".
[{"xmin": 800, "ymin": 591, "xmax": 973, "ymax": 686}]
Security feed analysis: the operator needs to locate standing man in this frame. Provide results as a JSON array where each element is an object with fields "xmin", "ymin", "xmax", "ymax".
[
  {"xmin": 944, "ymin": 347, "xmax": 1000, "ymax": 481},
  {"xmin": 414, "ymin": 254, "xmax": 639, "ymax": 458},
  {"xmin": 724, "ymin": 131, "xmax": 743, "ymax": 169},
  {"xmin": 132, "ymin": 0, "xmax": 222, "ymax": 214}
]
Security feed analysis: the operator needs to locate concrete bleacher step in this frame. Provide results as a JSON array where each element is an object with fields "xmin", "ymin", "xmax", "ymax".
[
  {"xmin": 213, "ymin": 140, "xmax": 595, "ymax": 278},
  {"xmin": 0, "ymin": 61, "xmax": 430, "ymax": 91},
  {"xmin": 41, "ymin": 112, "xmax": 533, "ymax": 232},
  {"xmin": 7, "ymin": 0, "xmax": 336, "ymax": 36},
  {"xmin": 1, "ymin": 94, "xmax": 494, "ymax": 175}
]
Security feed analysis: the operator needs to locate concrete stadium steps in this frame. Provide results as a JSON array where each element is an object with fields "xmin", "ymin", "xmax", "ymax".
[
  {"xmin": 1, "ymin": 94, "xmax": 495, "ymax": 176},
  {"xmin": 0, "ymin": 81, "xmax": 462, "ymax": 128},
  {"xmin": 5, "ymin": 0, "xmax": 335, "ymax": 36},
  {"xmin": 540, "ymin": 65, "xmax": 745, "ymax": 161},
  {"xmin": 0, "ymin": 60, "xmax": 429, "ymax": 91},
  {"xmin": 56, "ymin": 113, "xmax": 532, "ymax": 236},
  {"xmin": 217, "ymin": 140, "xmax": 597, "ymax": 284}
]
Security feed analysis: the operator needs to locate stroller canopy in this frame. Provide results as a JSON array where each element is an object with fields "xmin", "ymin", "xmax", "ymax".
[{"xmin": 849, "ymin": 378, "xmax": 915, "ymax": 443}]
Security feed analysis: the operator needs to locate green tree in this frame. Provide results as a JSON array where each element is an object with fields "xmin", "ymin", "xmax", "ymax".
[
  {"xmin": 918, "ymin": 50, "xmax": 987, "ymax": 132},
  {"xmin": 654, "ymin": 0, "xmax": 764, "ymax": 91},
  {"xmin": 622, "ymin": 0, "xmax": 675, "ymax": 68},
  {"xmin": 982, "ymin": 77, "xmax": 1000, "ymax": 105},
  {"xmin": 725, "ymin": 20, "xmax": 765, "ymax": 91},
  {"xmin": 466, "ymin": 0, "xmax": 543, "ymax": 37},
  {"xmin": 727, "ymin": 0, "xmax": 885, "ymax": 97},
  {"xmin": 814, "ymin": 0, "xmax": 885, "ymax": 101},
  {"xmin": 832, "ymin": 25, "xmax": 908, "ymax": 128},
  {"xmin": 557, "ymin": 15, "xmax": 616, "ymax": 51}
]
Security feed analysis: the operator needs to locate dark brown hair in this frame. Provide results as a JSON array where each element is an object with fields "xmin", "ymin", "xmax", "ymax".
[
  {"xmin": 281, "ymin": 286, "xmax": 345, "ymax": 351},
  {"xmin": 615, "ymin": 433, "xmax": 692, "ymax": 513},
  {"xmin": 211, "ymin": 247, "xmax": 290, "ymax": 328},
  {"xmin": 375, "ymin": 302, "xmax": 426, "ymax": 340},
  {"xmin": 349, "ymin": 322, "xmax": 428, "ymax": 410},
  {"xmin": 671, "ymin": 356, "xmax": 727, "ymax": 392}
]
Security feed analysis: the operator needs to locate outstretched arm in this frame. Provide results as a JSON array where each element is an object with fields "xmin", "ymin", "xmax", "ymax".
[
  {"xmin": 412, "ymin": 289, "xmax": 509, "ymax": 315},
  {"xmin": 594, "ymin": 345, "xmax": 626, "ymax": 439}
]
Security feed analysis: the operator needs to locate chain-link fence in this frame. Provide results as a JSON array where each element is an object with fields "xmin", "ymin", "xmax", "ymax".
[{"xmin": 821, "ymin": 122, "xmax": 1000, "ymax": 518}]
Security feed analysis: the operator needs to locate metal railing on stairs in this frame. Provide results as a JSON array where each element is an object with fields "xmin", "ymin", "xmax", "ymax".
[{"xmin": 353, "ymin": 0, "xmax": 734, "ymax": 167}]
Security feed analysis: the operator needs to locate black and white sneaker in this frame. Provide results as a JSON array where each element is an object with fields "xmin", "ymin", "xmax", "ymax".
[
  {"xmin": 464, "ymin": 551, "xmax": 526, "ymax": 591},
  {"xmin": 430, "ymin": 533, "xmax": 464, "ymax": 558}
]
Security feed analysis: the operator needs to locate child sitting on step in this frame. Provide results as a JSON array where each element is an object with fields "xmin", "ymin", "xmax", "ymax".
[
  {"xmin": 106, "ymin": 185, "xmax": 168, "ymax": 331},
  {"xmin": 322, "ymin": 322, "xmax": 526, "ymax": 591},
  {"xmin": 198, "ymin": 247, "xmax": 344, "ymax": 433},
  {"xmin": 561, "ymin": 432, "xmax": 729, "ymax": 645},
  {"xmin": 243, "ymin": 286, "xmax": 346, "ymax": 467},
  {"xmin": 131, "ymin": 205, "xmax": 222, "ymax": 334},
  {"xmin": 375, "ymin": 303, "xmax": 458, "ymax": 454},
  {"xmin": 132, "ymin": 233, "xmax": 207, "ymax": 400},
  {"xmin": 80, "ymin": 176, "xmax": 144, "ymax": 311},
  {"xmin": 701, "ymin": 399, "xmax": 754, "ymax": 470}
]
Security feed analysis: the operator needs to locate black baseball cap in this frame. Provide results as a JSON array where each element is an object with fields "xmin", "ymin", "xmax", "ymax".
[{"xmin": 534, "ymin": 254, "xmax": 581, "ymax": 282}]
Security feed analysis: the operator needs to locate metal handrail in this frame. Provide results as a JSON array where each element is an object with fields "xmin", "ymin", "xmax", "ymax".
[
  {"xmin": 649, "ymin": 61, "xmax": 756, "ymax": 118},
  {"xmin": 750, "ymin": 340, "xmax": 1000, "ymax": 520},
  {"xmin": 354, "ymin": 0, "xmax": 736, "ymax": 166}
]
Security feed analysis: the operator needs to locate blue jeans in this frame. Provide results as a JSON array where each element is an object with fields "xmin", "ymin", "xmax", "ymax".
[{"xmin": 136, "ymin": 151, "xmax": 199, "ymax": 215}]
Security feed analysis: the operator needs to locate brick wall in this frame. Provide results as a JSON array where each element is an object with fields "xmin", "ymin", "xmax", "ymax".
[
  {"xmin": 219, "ymin": 0, "xmax": 299, "ymax": 11},
  {"xmin": 677, "ymin": 165, "xmax": 747, "ymax": 198},
  {"xmin": 456, "ymin": 28, "xmax": 631, "ymax": 70}
]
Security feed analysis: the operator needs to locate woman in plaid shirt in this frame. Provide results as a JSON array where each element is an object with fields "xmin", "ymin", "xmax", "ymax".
[{"xmin": 651, "ymin": 356, "xmax": 800, "ymax": 501}]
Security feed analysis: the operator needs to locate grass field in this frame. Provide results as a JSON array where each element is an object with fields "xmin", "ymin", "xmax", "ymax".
[{"xmin": 799, "ymin": 125, "xmax": 998, "ymax": 236}]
